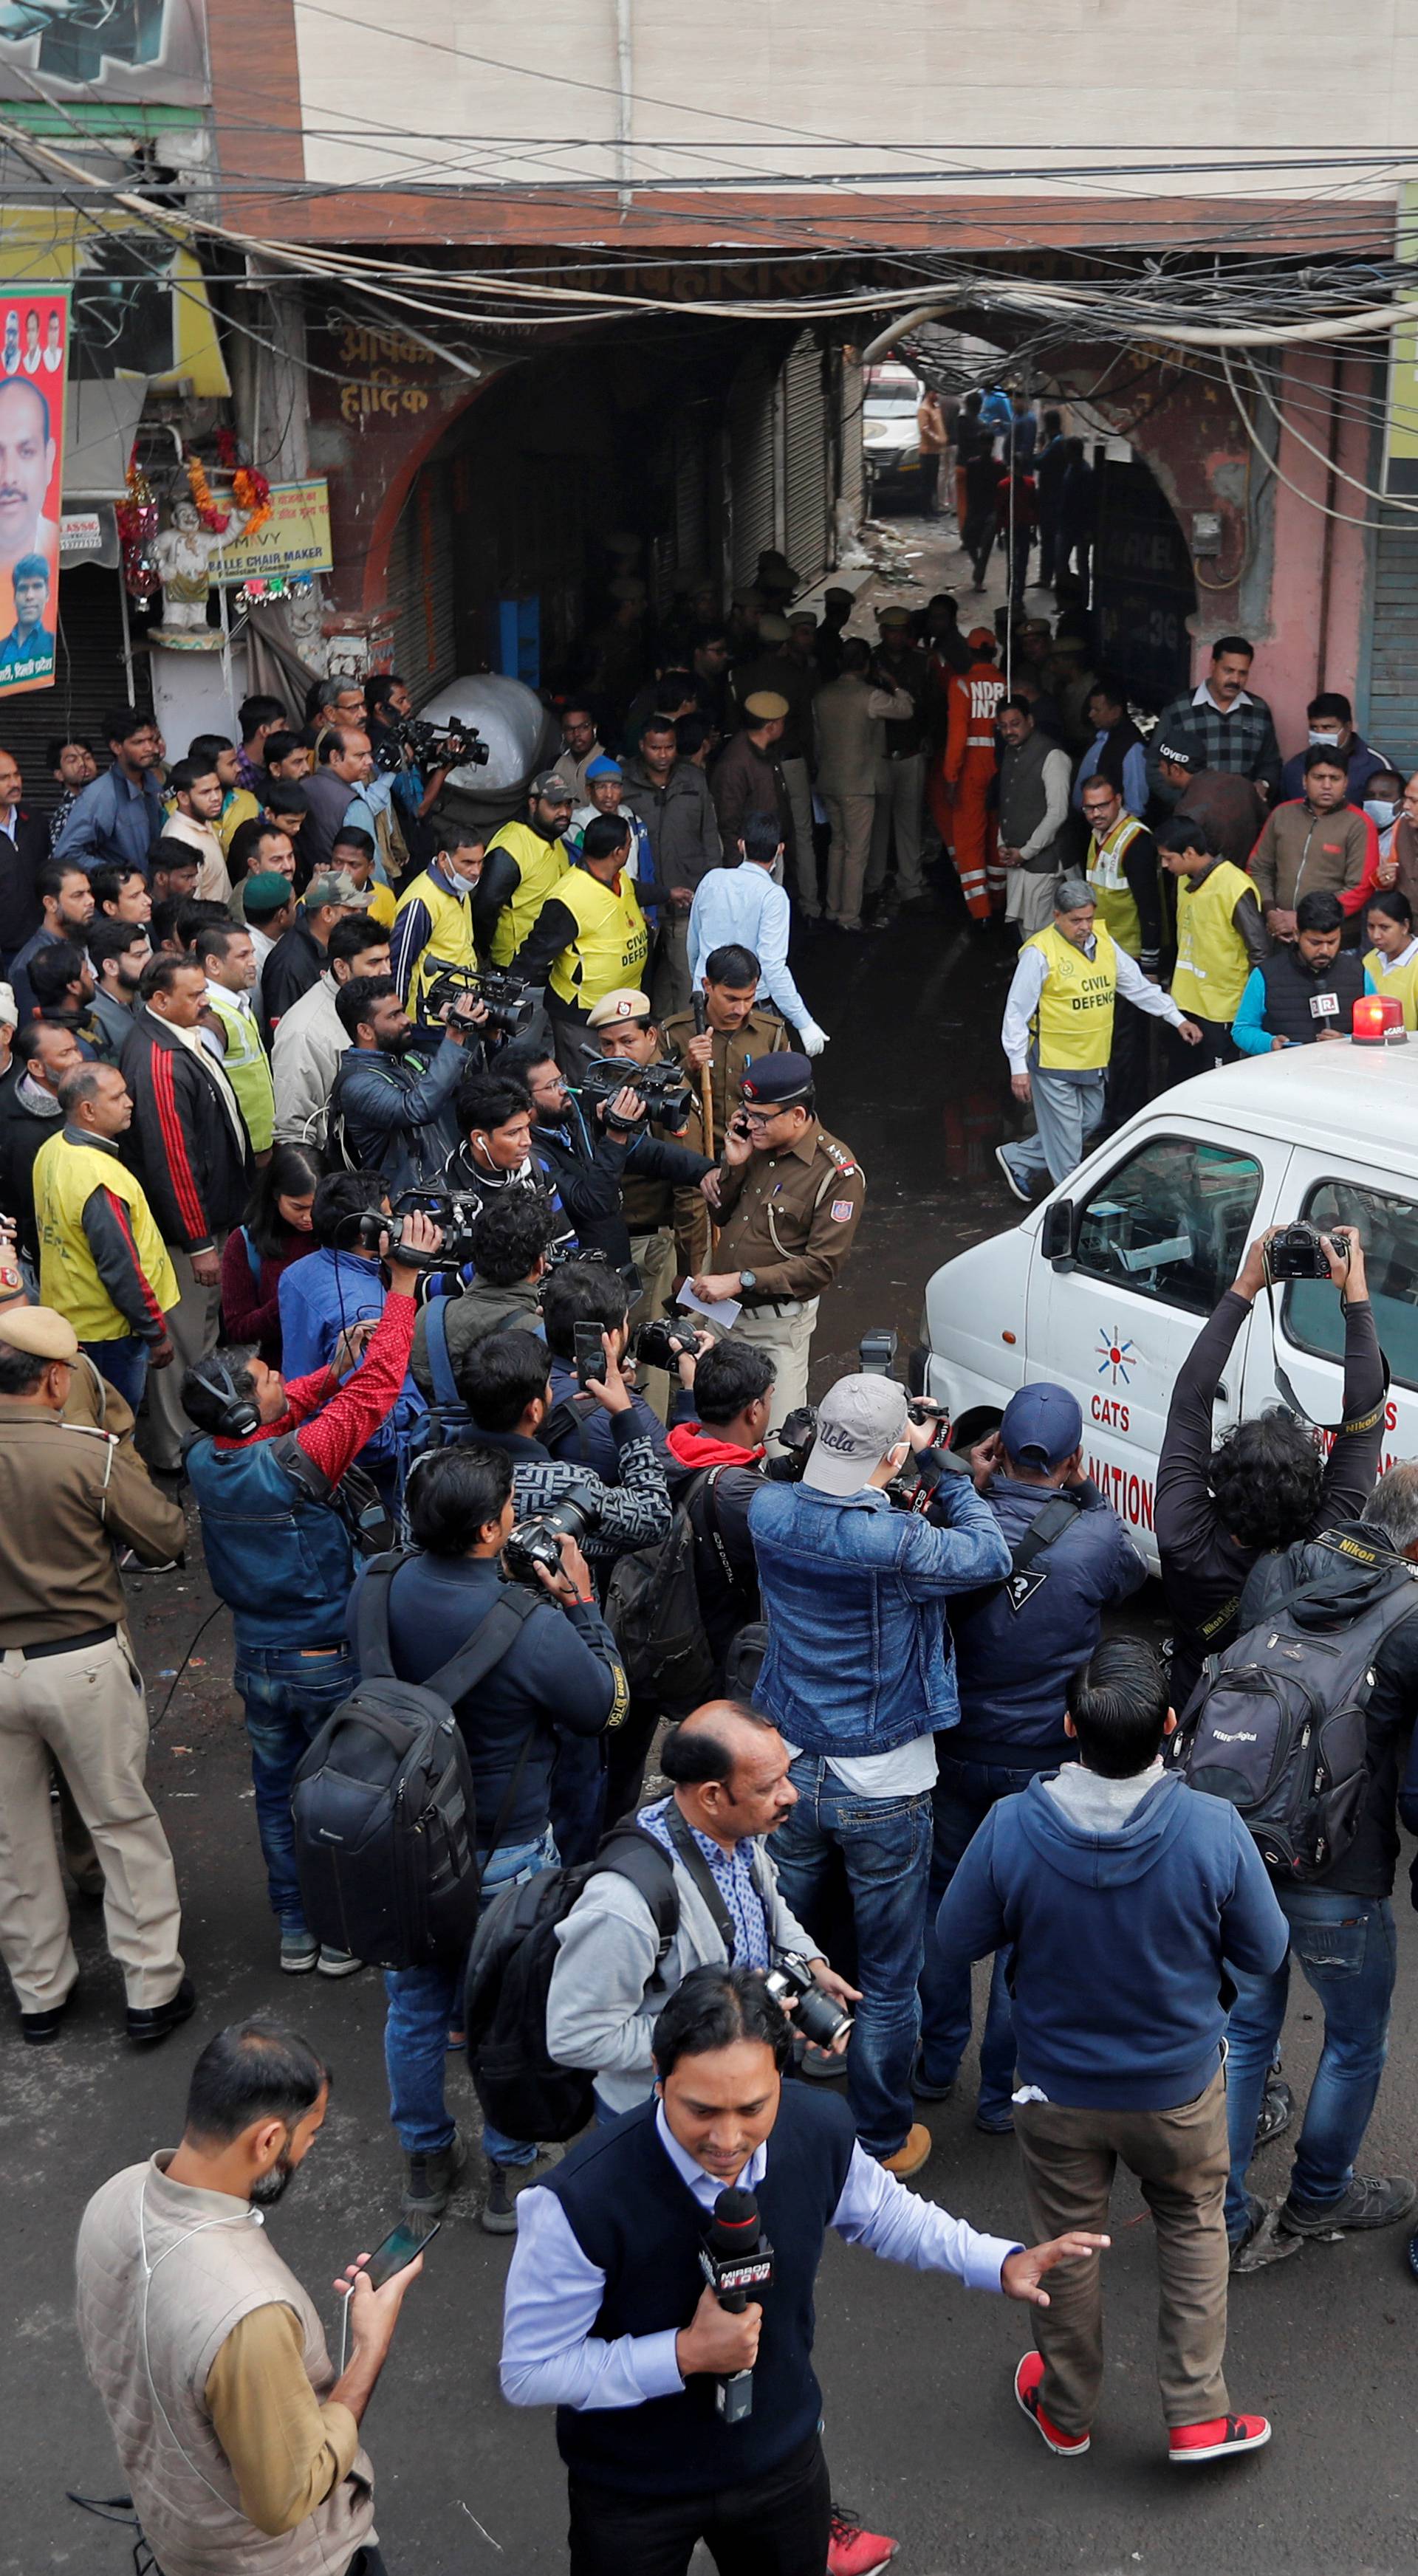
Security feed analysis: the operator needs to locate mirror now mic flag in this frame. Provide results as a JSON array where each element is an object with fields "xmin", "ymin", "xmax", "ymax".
[{"xmin": 0, "ymin": 289, "xmax": 69, "ymax": 700}]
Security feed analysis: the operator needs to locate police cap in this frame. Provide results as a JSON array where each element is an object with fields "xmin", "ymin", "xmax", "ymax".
[
  {"xmin": 586, "ymin": 987, "xmax": 654, "ymax": 1030},
  {"xmin": 0, "ymin": 1304, "xmax": 80, "ymax": 1361},
  {"xmin": 744, "ymin": 690, "xmax": 790, "ymax": 722},
  {"xmin": 741, "ymin": 1051, "xmax": 814, "ymax": 1109}
]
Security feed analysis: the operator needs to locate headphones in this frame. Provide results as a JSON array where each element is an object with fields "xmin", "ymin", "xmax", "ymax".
[{"xmin": 188, "ymin": 1355, "xmax": 261, "ymax": 1441}]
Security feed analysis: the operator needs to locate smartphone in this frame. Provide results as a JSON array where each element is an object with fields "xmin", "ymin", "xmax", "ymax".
[
  {"xmin": 573, "ymin": 1322, "xmax": 605, "ymax": 1389},
  {"xmin": 338, "ymin": 2217, "xmax": 439, "ymax": 2369}
]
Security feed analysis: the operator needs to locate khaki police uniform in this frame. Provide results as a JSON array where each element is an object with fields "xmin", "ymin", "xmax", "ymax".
[
  {"xmin": 585, "ymin": 987, "xmax": 698, "ymax": 1418},
  {"xmin": 715, "ymin": 1116, "xmax": 866, "ymax": 1432},
  {"xmin": 660, "ymin": 1006, "xmax": 788, "ymax": 1268},
  {"xmin": 0, "ymin": 1308, "xmax": 188, "ymax": 2015}
]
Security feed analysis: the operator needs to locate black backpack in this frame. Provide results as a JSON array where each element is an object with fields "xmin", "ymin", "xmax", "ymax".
[
  {"xmin": 462, "ymin": 1823, "xmax": 681, "ymax": 2143},
  {"xmin": 290, "ymin": 1551, "xmax": 544, "ymax": 1968},
  {"xmin": 602, "ymin": 1468, "xmax": 726, "ymax": 1705},
  {"xmin": 1170, "ymin": 1538, "xmax": 1418, "ymax": 1878}
]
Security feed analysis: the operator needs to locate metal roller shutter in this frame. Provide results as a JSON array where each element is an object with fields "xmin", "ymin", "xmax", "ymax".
[
  {"xmin": 0, "ymin": 561, "xmax": 147, "ymax": 789},
  {"xmin": 674, "ymin": 405, "xmax": 710, "ymax": 582},
  {"xmin": 783, "ymin": 333, "xmax": 828, "ymax": 585},
  {"xmin": 840, "ymin": 349, "xmax": 865, "ymax": 524},
  {"xmin": 1369, "ymin": 508, "xmax": 1418, "ymax": 774},
  {"xmin": 729, "ymin": 355, "xmax": 778, "ymax": 590},
  {"xmin": 387, "ymin": 460, "xmax": 458, "ymax": 708}
]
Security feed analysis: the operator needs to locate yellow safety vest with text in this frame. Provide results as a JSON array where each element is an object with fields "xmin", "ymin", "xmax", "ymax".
[
  {"xmin": 1172, "ymin": 861, "xmax": 1256, "ymax": 1024},
  {"xmin": 33, "ymin": 1132, "xmax": 178, "ymax": 1342},
  {"xmin": 1027, "ymin": 921, "xmax": 1119, "ymax": 1071},
  {"xmin": 393, "ymin": 868, "xmax": 475, "ymax": 1018},
  {"xmin": 547, "ymin": 865, "xmax": 651, "ymax": 1010},
  {"xmin": 484, "ymin": 820, "xmax": 570, "ymax": 967},
  {"xmin": 1085, "ymin": 813, "xmax": 1147, "ymax": 958},
  {"xmin": 205, "ymin": 991, "xmax": 275, "ymax": 1153},
  {"xmin": 1364, "ymin": 943, "xmax": 1418, "ymax": 1031}
]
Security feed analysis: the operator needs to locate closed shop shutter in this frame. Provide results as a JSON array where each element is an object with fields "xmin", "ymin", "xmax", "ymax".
[
  {"xmin": 1093, "ymin": 459, "xmax": 1195, "ymax": 712},
  {"xmin": 674, "ymin": 405, "xmax": 710, "ymax": 581},
  {"xmin": 1369, "ymin": 509, "xmax": 1418, "ymax": 773},
  {"xmin": 386, "ymin": 459, "xmax": 458, "ymax": 708},
  {"xmin": 840, "ymin": 349, "xmax": 865, "ymax": 523},
  {"xmin": 783, "ymin": 333, "xmax": 828, "ymax": 585},
  {"xmin": 0, "ymin": 561, "xmax": 146, "ymax": 791},
  {"xmin": 729, "ymin": 356, "xmax": 777, "ymax": 590}
]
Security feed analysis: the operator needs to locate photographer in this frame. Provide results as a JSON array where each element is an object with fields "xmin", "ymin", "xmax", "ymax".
[
  {"xmin": 354, "ymin": 1444, "xmax": 626, "ymax": 2235},
  {"xmin": 581, "ymin": 986, "xmax": 715, "ymax": 1378},
  {"xmin": 459, "ymin": 1328, "xmax": 672, "ymax": 1567},
  {"xmin": 541, "ymin": 1259, "xmax": 672, "ymax": 1474},
  {"xmin": 1156, "ymin": 1227, "xmax": 1383, "ymax": 1712},
  {"xmin": 447, "ymin": 1064, "xmax": 620, "ymax": 1263},
  {"xmin": 328, "ymin": 974, "xmax": 487, "ymax": 1195},
  {"xmin": 408, "ymin": 1192, "xmax": 555, "ymax": 1404},
  {"xmin": 388, "ymin": 825, "xmax": 487, "ymax": 1017},
  {"xmin": 546, "ymin": 1704, "xmax": 848, "ymax": 2121},
  {"xmin": 752, "ymin": 1374, "xmax": 1011, "ymax": 2177},
  {"xmin": 662, "ymin": 1337, "xmax": 773, "ymax": 1684},
  {"xmin": 184, "ymin": 1206, "xmax": 441, "ymax": 1975},
  {"xmin": 278, "ymin": 1173, "xmax": 428, "ymax": 1499}
]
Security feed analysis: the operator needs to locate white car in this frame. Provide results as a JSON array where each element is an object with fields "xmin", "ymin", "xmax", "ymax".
[
  {"xmin": 919, "ymin": 1039, "xmax": 1418, "ymax": 1570},
  {"xmin": 863, "ymin": 368, "xmax": 924, "ymax": 505}
]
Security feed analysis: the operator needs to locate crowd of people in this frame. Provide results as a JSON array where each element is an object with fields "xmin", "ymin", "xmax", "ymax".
[{"xmin": 2, "ymin": 497, "xmax": 1417, "ymax": 2576}]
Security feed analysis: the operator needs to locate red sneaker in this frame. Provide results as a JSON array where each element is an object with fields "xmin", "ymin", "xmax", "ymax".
[
  {"xmin": 1014, "ymin": 2351, "xmax": 1091, "ymax": 2457},
  {"xmin": 1169, "ymin": 2414, "xmax": 1272, "ymax": 2465},
  {"xmin": 826, "ymin": 2507, "xmax": 898, "ymax": 2576}
]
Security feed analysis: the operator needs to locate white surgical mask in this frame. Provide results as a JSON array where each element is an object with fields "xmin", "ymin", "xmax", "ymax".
[
  {"xmin": 1365, "ymin": 798, "xmax": 1397, "ymax": 828},
  {"xmin": 1308, "ymin": 729, "xmax": 1342, "ymax": 747}
]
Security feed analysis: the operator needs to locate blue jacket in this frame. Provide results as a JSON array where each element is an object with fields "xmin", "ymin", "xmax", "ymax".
[
  {"xmin": 945, "ymin": 1477, "xmax": 1146, "ymax": 1765},
  {"xmin": 544, "ymin": 1354, "xmax": 672, "ymax": 1479},
  {"xmin": 187, "ymin": 1432, "xmax": 354, "ymax": 1649},
  {"xmin": 1279, "ymin": 732, "xmax": 1388, "ymax": 806},
  {"xmin": 278, "ymin": 1248, "xmax": 425, "ymax": 1466},
  {"xmin": 329, "ymin": 1033, "xmax": 467, "ymax": 1197},
  {"xmin": 749, "ymin": 1475, "xmax": 1011, "ymax": 1758},
  {"xmin": 935, "ymin": 1770, "xmax": 1289, "ymax": 2109},
  {"xmin": 52, "ymin": 757, "xmax": 165, "ymax": 873}
]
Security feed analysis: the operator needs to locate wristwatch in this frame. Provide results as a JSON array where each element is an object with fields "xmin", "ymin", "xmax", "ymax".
[{"xmin": 738, "ymin": 1270, "xmax": 758, "ymax": 1294}]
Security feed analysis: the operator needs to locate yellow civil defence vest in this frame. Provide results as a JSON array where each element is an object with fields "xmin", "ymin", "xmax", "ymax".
[
  {"xmin": 393, "ymin": 868, "xmax": 475, "ymax": 1018},
  {"xmin": 1365, "ymin": 944, "xmax": 1418, "ymax": 1032},
  {"xmin": 1085, "ymin": 813, "xmax": 1146, "ymax": 958},
  {"xmin": 1027, "ymin": 921, "xmax": 1119, "ymax": 1071},
  {"xmin": 547, "ymin": 864, "xmax": 651, "ymax": 1010},
  {"xmin": 33, "ymin": 1132, "xmax": 178, "ymax": 1342},
  {"xmin": 206, "ymin": 991, "xmax": 275, "ymax": 1153},
  {"xmin": 1173, "ymin": 861, "xmax": 1256, "ymax": 1024},
  {"xmin": 484, "ymin": 820, "xmax": 570, "ymax": 968}
]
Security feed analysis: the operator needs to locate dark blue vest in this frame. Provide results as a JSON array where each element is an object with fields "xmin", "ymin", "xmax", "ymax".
[
  {"xmin": 1258, "ymin": 944, "xmax": 1365, "ymax": 1044},
  {"xmin": 185, "ymin": 1433, "xmax": 354, "ymax": 1651},
  {"xmin": 544, "ymin": 2087, "xmax": 854, "ymax": 2494}
]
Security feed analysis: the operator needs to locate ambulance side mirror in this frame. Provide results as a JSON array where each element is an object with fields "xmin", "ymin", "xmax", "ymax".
[{"xmin": 1041, "ymin": 1198, "xmax": 1076, "ymax": 1266}]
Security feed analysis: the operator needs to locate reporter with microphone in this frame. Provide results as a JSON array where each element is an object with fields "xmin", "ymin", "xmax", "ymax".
[{"xmin": 500, "ymin": 1964, "xmax": 1107, "ymax": 2576}]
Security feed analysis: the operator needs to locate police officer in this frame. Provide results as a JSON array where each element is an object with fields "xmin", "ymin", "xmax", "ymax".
[
  {"xmin": 510, "ymin": 814, "xmax": 652, "ymax": 1081},
  {"xmin": 474, "ymin": 771, "xmax": 574, "ymax": 968},
  {"xmin": 691, "ymin": 1052, "xmax": 864, "ymax": 1436},
  {"xmin": 0, "ymin": 1301, "xmax": 191, "ymax": 2046},
  {"xmin": 581, "ymin": 987, "xmax": 716, "ymax": 1411},
  {"xmin": 660, "ymin": 944, "xmax": 788, "ymax": 1148}
]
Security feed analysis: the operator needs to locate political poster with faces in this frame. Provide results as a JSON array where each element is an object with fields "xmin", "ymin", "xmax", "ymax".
[{"xmin": 0, "ymin": 290, "xmax": 67, "ymax": 699}]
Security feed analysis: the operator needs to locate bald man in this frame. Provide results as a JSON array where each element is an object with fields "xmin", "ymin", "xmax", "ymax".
[{"xmin": 545, "ymin": 1700, "xmax": 859, "ymax": 2118}]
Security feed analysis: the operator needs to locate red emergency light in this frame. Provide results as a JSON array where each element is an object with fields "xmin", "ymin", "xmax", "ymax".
[{"xmin": 1352, "ymin": 994, "xmax": 1406, "ymax": 1044}]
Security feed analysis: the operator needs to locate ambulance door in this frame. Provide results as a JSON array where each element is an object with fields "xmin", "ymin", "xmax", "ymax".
[{"xmin": 1239, "ymin": 1155, "xmax": 1418, "ymax": 1474}]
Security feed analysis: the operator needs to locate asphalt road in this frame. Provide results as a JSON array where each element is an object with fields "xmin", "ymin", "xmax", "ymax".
[{"xmin": 9, "ymin": 527, "xmax": 1418, "ymax": 2575}]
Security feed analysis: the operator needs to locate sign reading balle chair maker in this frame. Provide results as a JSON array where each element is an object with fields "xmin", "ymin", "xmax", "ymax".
[{"xmin": 0, "ymin": 289, "xmax": 68, "ymax": 700}]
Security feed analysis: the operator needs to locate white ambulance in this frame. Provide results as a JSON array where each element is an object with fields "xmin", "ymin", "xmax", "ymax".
[{"xmin": 918, "ymin": 1040, "xmax": 1418, "ymax": 1571}]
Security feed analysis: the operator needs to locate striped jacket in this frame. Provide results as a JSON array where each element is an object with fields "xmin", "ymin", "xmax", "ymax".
[{"xmin": 120, "ymin": 1006, "xmax": 252, "ymax": 1257}]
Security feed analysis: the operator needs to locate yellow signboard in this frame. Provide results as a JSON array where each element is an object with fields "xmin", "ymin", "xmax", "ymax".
[
  {"xmin": 1386, "ymin": 182, "xmax": 1418, "ymax": 497},
  {"xmin": 215, "ymin": 481, "xmax": 334, "ymax": 583},
  {"xmin": 0, "ymin": 210, "xmax": 228, "ymax": 399}
]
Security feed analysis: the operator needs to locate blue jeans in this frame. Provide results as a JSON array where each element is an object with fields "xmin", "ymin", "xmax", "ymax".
[
  {"xmin": 770, "ymin": 1753, "xmax": 933, "ymax": 2159},
  {"xmin": 82, "ymin": 1334, "xmax": 150, "ymax": 1413},
  {"xmin": 1224, "ymin": 1884, "xmax": 1398, "ymax": 2240},
  {"xmin": 235, "ymin": 1641, "xmax": 357, "ymax": 1931},
  {"xmin": 384, "ymin": 1827, "xmax": 557, "ymax": 2167},
  {"xmin": 919, "ymin": 1753, "xmax": 1061, "ymax": 2118}
]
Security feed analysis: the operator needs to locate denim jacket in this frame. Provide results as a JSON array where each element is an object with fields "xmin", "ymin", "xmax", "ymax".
[{"xmin": 748, "ymin": 1476, "xmax": 1011, "ymax": 1758}]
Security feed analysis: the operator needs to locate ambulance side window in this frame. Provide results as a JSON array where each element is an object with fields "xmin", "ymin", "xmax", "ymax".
[
  {"xmin": 1072, "ymin": 1134, "xmax": 1263, "ymax": 1316},
  {"xmin": 1284, "ymin": 1180, "xmax": 1418, "ymax": 1390}
]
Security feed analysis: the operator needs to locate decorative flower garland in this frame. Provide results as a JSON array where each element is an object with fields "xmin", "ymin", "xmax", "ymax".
[
  {"xmin": 116, "ymin": 452, "xmax": 160, "ymax": 605},
  {"xmin": 214, "ymin": 427, "xmax": 274, "ymax": 537},
  {"xmin": 184, "ymin": 449, "xmax": 229, "ymax": 535}
]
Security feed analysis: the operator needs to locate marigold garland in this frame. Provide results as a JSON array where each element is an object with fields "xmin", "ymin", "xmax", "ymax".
[{"xmin": 184, "ymin": 449, "xmax": 228, "ymax": 535}]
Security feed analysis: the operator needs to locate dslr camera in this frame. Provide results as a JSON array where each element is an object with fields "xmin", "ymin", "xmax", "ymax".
[
  {"xmin": 501, "ymin": 1483, "xmax": 600, "ymax": 1584},
  {"xmin": 764, "ymin": 1951, "xmax": 854, "ymax": 2051},
  {"xmin": 580, "ymin": 1054, "xmax": 695, "ymax": 1134},
  {"xmin": 373, "ymin": 715, "xmax": 489, "ymax": 775},
  {"xmin": 1264, "ymin": 1223, "xmax": 1350, "ymax": 1283},
  {"xmin": 764, "ymin": 1404, "xmax": 818, "ymax": 1482},
  {"xmin": 631, "ymin": 1315, "xmax": 700, "ymax": 1372},
  {"xmin": 858, "ymin": 1325, "xmax": 951, "ymax": 1432}
]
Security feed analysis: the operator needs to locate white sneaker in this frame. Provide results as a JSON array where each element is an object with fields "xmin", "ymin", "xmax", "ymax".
[{"xmin": 996, "ymin": 1145, "xmax": 1032, "ymax": 1205}]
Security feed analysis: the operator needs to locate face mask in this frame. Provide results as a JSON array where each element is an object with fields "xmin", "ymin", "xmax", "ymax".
[
  {"xmin": 1365, "ymin": 799, "xmax": 1397, "ymax": 828},
  {"xmin": 1308, "ymin": 729, "xmax": 1341, "ymax": 747}
]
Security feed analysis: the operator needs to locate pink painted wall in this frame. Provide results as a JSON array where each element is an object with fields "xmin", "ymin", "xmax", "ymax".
[{"xmin": 1259, "ymin": 350, "xmax": 1371, "ymax": 756}]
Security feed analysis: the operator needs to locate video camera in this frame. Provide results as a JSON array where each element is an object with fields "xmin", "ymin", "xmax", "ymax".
[
  {"xmin": 857, "ymin": 1326, "xmax": 951, "ymax": 1431},
  {"xmin": 501, "ymin": 1481, "xmax": 600, "ymax": 1584},
  {"xmin": 420, "ymin": 962, "xmax": 538, "ymax": 1039},
  {"xmin": 373, "ymin": 715, "xmax": 489, "ymax": 777},
  {"xmin": 1264, "ymin": 1223, "xmax": 1350, "ymax": 1284},
  {"xmin": 580, "ymin": 1053, "xmax": 695, "ymax": 1135}
]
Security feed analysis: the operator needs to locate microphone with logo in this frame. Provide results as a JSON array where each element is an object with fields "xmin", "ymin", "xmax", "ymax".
[{"xmin": 699, "ymin": 2186, "xmax": 775, "ymax": 2424}]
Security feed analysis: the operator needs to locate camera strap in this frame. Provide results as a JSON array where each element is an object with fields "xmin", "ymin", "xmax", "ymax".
[
  {"xmin": 662, "ymin": 1802, "xmax": 738, "ymax": 1958},
  {"xmin": 1261, "ymin": 1273, "xmax": 1390, "ymax": 1436}
]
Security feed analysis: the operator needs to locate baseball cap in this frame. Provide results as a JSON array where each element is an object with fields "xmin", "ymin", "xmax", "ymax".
[
  {"xmin": 530, "ymin": 769, "xmax": 575, "ymax": 803},
  {"xmin": 304, "ymin": 870, "xmax": 372, "ymax": 911},
  {"xmin": 740, "ymin": 1051, "xmax": 813, "ymax": 1108},
  {"xmin": 967, "ymin": 625, "xmax": 997, "ymax": 650},
  {"xmin": 0, "ymin": 1303, "xmax": 79, "ymax": 1362},
  {"xmin": 243, "ymin": 870, "xmax": 295, "ymax": 918},
  {"xmin": 584, "ymin": 755, "xmax": 623, "ymax": 782},
  {"xmin": 586, "ymin": 987, "xmax": 653, "ymax": 1030},
  {"xmin": 744, "ymin": 690, "xmax": 790, "ymax": 722},
  {"xmin": 1156, "ymin": 738, "xmax": 1199, "ymax": 771},
  {"xmin": 999, "ymin": 1383, "xmax": 1083, "ymax": 1470},
  {"xmin": 805, "ymin": 1373, "xmax": 909, "ymax": 1495}
]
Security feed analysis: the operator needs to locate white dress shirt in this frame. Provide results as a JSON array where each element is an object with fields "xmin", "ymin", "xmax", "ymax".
[
  {"xmin": 1001, "ymin": 932, "xmax": 1189, "ymax": 1074},
  {"xmin": 687, "ymin": 863, "xmax": 818, "ymax": 1037}
]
